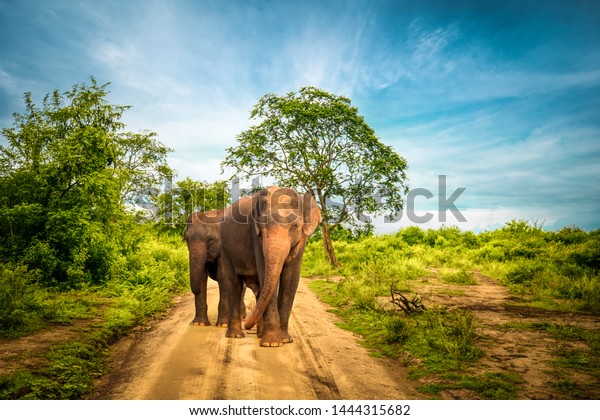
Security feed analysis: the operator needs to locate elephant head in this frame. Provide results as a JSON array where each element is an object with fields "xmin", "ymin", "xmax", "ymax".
[{"xmin": 243, "ymin": 187, "xmax": 321, "ymax": 330}]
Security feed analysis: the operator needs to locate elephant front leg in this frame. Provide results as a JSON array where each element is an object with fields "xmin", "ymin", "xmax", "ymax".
[
  {"xmin": 191, "ymin": 292, "xmax": 210, "ymax": 326},
  {"xmin": 225, "ymin": 277, "xmax": 245, "ymax": 338},
  {"xmin": 277, "ymin": 260, "xmax": 302, "ymax": 343},
  {"xmin": 259, "ymin": 299, "xmax": 284, "ymax": 347},
  {"xmin": 190, "ymin": 268, "xmax": 210, "ymax": 326}
]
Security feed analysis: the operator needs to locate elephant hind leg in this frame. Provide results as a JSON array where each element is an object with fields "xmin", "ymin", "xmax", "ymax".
[
  {"xmin": 215, "ymin": 280, "xmax": 229, "ymax": 327},
  {"xmin": 225, "ymin": 275, "xmax": 246, "ymax": 339}
]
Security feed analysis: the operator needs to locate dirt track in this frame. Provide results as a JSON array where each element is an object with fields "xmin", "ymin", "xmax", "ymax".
[{"xmin": 93, "ymin": 279, "xmax": 420, "ymax": 400}]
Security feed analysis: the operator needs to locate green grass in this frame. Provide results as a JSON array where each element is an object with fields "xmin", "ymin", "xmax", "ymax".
[
  {"xmin": 0, "ymin": 228, "xmax": 189, "ymax": 399},
  {"xmin": 304, "ymin": 221, "xmax": 600, "ymax": 398},
  {"xmin": 419, "ymin": 371, "xmax": 523, "ymax": 399},
  {"xmin": 303, "ymin": 221, "xmax": 600, "ymax": 315},
  {"xmin": 440, "ymin": 268, "xmax": 478, "ymax": 285},
  {"xmin": 308, "ymin": 278, "xmax": 503, "ymax": 397}
]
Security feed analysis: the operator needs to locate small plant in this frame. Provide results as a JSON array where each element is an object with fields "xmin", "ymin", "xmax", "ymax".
[
  {"xmin": 385, "ymin": 318, "xmax": 411, "ymax": 344},
  {"xmin": 440, "ymin": 269, "xmax": 478, "ymax": 285}
]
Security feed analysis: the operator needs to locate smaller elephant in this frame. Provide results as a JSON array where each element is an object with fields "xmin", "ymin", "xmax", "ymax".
[{"xmin": 184, "ymin": 209, "xmax": 229, "ymax": 326}]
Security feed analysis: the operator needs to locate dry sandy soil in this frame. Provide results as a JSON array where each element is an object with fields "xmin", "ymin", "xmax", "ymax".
[{"xmin": 92, "ymin": 279, "xmax": 422, "ymax": 400}]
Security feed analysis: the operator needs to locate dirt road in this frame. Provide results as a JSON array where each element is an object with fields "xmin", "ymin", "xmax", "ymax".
[{"xmin": 93, "ymin": 279, "xmax": 420, "ymax": 400}]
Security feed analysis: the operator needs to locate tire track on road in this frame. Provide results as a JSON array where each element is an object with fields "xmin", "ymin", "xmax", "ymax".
[{"xmin": 95, "ymin": 278, "xmax": 414, "ymax": 400}]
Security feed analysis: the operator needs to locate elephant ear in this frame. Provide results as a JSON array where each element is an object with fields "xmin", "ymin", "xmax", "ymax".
[
  {"xmin": 302, "ymin": 191, "xmax": 321, "ymax": 236},
  {"xmin": 207, "ymin": 237, "xmax": 220, "ymax": 259}
]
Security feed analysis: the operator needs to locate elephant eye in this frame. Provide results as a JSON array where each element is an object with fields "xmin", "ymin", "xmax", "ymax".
[{"xmin": 290, "ymin": 220, "xmax": 298, "ymax": 230}]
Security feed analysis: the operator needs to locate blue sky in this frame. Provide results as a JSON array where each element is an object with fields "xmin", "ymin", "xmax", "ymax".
[{"xmin": 1, "ymin": 0, "xmax": 599, "ymax": 232}]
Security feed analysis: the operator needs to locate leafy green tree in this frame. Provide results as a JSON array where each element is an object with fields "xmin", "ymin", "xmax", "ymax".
[
  {"xmin": 0, "ymin": 78, "xmax": 172, "ymax": 287},
  {"xmin": 222, "ymin": 87, "xmax": 408, "ymax": 266},
  {"xmin": 152, "ymin": 177, "xmax": 230, "ymax": 231}
]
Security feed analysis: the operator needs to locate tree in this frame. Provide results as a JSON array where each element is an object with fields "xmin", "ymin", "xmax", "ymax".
[
  {"xmin": 222, "ymin": 87, "xmax": 408, "ymax": 266},
  {"xmin": 0, "ymin": 78, "xmax": 173, "ymax": 287},
  {"xmin": 151, "ymin": 177, "xmax": 230, "ymax": 231}
]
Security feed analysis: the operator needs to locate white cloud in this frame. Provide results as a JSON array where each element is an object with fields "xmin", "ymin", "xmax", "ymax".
[{"xmin": 0, "ymin": 66, "xmax": 20, "ymax": 96}]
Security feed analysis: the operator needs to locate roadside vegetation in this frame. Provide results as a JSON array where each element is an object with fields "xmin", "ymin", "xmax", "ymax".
[
  {"xmin": 302, "ymin": 221, "xmax": 600, "ymax": 399},
  {"xmin": 0, "ymin": 229, "xmax": 189, "ymax": 399},
  {"xmin": 0, "ymin": 79, "xmax": 210, "ymax": 399}
]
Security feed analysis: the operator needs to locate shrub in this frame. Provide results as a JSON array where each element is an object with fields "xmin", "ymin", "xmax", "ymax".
[
  {"xmin": 440, "ymin": 269, "xmax": 478, "ymax": 285},
  {"xmin": 505, "ymin": 261, "xmax": 545, "ymax": 285},
  {"xmin": 404, "ymin": 308, "xmax": 483, "ymax": 372},
  {"xmin": 385, "ymin": 317, "xmax": 411, "ymax": 344},
  {"xmin": 0, "ymin": 264, "xmax": 41, "ymax": 332},
  {"xmin": 397, "ymin": 226, "xmax": 426, "ymax": 246},
  {"xmin": 568, "ymin": 240, "xmax": 600, "ymax": 271}
]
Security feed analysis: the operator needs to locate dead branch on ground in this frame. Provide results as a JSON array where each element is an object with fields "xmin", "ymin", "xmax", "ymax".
[{"xmin": 390, "ymin": 284, "xmax": 426, "ymax": 315}]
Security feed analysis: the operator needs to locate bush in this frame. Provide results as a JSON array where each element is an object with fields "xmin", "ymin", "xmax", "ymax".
[
  {"xmin": 397, "ymin": 226, "xmax": 426, "ymax": 246},
  {"xmin": 441, "ymin": 269, "xmax": 477, "ymax": 285},
  {"xmin": 385, "ymin": 317, "xmax": 411, "ymax": 344},
  {"xmin": 505, "ymin": 261, "xmax": 545, "ymax": 285},
  {"xmin": 0, "ymin": 264, "xmax": 41, "ymax": 332},
  {"xmin": 408, "ymin": 308, "xmax": 483, "ymax": 369},
  {"xmin": 568, "ymin": 240, "xmax": 600, "ymax": 271}
]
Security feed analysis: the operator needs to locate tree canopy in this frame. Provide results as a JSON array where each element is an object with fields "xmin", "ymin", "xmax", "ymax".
[
  {"xmin": 222, "ymin": 87, "xmax": 408, "ymax": 265},
  {"xmin": 0, "ymin": 78, "xmax": 172, "ymax": 287},
  {"xmin": 151, "ymin": 177, "xmax": 230, "ymax": 231}
]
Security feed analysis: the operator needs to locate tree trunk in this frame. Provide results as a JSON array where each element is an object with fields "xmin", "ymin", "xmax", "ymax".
[{"xmin": 321, "ymin": 222, "xmax": 340, "ymax": 267}]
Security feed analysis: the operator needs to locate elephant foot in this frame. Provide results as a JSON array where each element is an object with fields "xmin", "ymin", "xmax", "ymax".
[
  {"xmin": 281, "ymin": 331, "xmax": 294, "ymax": 343},
  {"xmin": 190, "ymin": 318, "xmax": 210, "ymax": 326},
  {"xmin": 215, "ymin": 322, "xmax": 228, "ymax": 328},
  {"xmin": 226, "ymin": 326, "xmax": 245, "ymax": 338},
  {"xmin": 259, "ymin": 330, "xmax": 283, "ymax": 347}
]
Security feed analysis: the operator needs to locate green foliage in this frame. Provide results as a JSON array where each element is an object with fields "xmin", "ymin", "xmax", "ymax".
[
  {"xmin": 305, "ymin": 221, "xmax": 600, "ymax": 398},
  {"xmin": 0, "ymin": 263, "xmax": 42, "ymax": 332},
  {"xmin": 151, "ymin": 177, "xmax": 230, "ymax": 232},
  {"xmin": 308, "ymin": 279, "xmax": 483, "ymax": 370},
  {"xmin": 440, "ymin": 269, "xmax": 477, "ymax": 285},
  {"xmin": 459, "ymin": 372, "xmax": 523, "ymax": 399},
  {"xmin": 0, "ymin": 78, "xmax": 173, "ymax": 289},
  {"xmin": 0, "ymin": 332, "xmax": 109, "ymax": 399},
  {"xmin": 385, "ymin": 317, "xmax": 411, "ymax": 344},
  {"xmin": 418, "ymin": 371, "xmax": 522, "ymax": 399},
  {"xmin": 304, "ymin": 220, "xmax": 600, "ymax": 312},
  {"xmin": 406, "ymin": 308, "xmax": 483, "ymax": 371},
  {"xmin": 0, "ymin": 226, "xmax": 189, "ymax": 398},
  {"xmin": 0, "ymin": 79, "xmax": 192, "ymax": 399}
]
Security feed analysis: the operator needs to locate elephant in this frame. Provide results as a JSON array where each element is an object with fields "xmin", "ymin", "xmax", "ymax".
[
  {"xmin": 183, "ymin": 209, "xmax": 229, "ymax": 326},
  {"xmin": 220, "ymin": 186, "xmax": 321, "ymax": 347}
]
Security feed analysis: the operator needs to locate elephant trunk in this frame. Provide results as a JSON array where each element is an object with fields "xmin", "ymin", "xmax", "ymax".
[
  {"xmin": 243, "ymin": 236, "xmax": 288, "ymax": 330},
  {"xmin": 189, "ymin": 243, "xmax": 208, "ymax": 288}
]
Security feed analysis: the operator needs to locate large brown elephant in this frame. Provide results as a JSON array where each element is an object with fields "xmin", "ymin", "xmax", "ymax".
[
  {"xmin": 183, "ymin": 209, "xmax": 229, "ymax": 326},
  {"xmin": 220, "ymin": 186, "xmax": 321, "ymax": 347}
]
